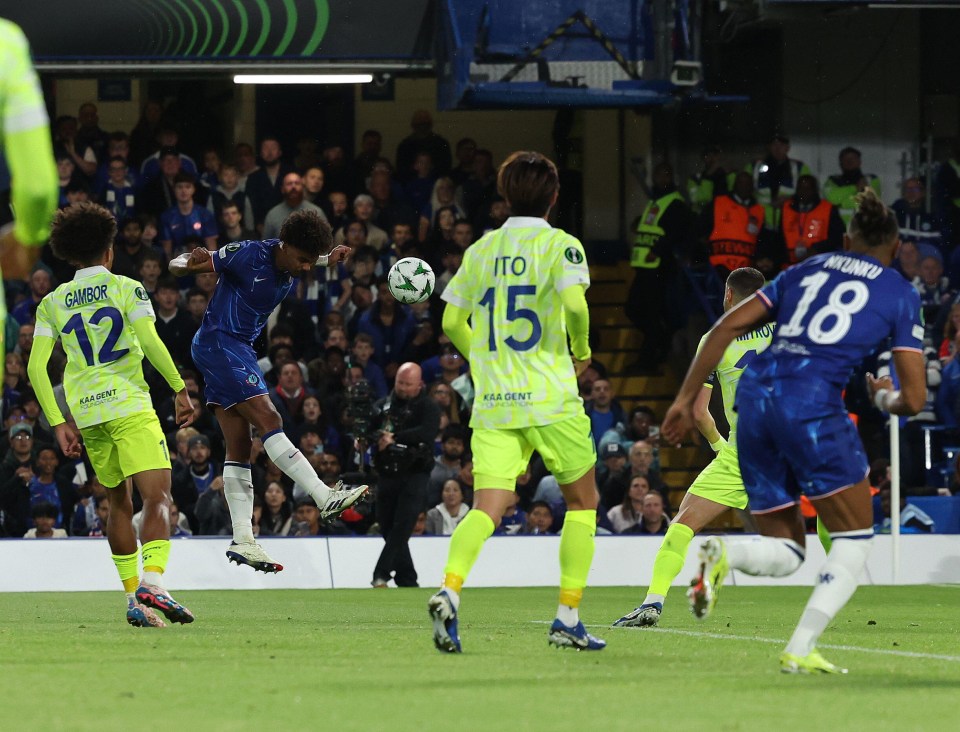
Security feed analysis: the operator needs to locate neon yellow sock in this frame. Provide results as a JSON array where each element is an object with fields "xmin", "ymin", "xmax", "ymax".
[
  {"xmin": 816, "ymin": 516, "xmax": 832, "ymax": 554},
  {"xmin": 442, "ymin": 509, "xmax": 496, "ymax": 591},
  {"xmin": 558, "ymin": 510, "xmax": 596, "ymax": 606},
  {"xmin": 112, "ymin": 552, "xmax": 139, "ymax": 594},
  {"xmin": 647, "ymin": 522, "xmax": 695, "ymax": 597},
  {"xmin": 141, "ymin": 539, "xmax": 171, "ymax": 575}
]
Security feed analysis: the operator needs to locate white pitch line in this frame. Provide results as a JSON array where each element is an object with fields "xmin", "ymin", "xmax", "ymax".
[{"xmin": 531, "ymin": 622, "xmax": 960, "ymax": 662}]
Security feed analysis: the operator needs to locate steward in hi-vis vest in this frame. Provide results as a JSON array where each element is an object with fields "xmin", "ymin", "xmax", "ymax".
[
  {"xmin": 746, "ymin": 133, "xmax": 810, "ymax": 232},
  {"xmin": 779, "ymin": 174, "xmax": 845, "ymax": 268},
  {"xmin": 702, "ymin": 172, "xmax": 766, "ymax": 278},
  {"xmin": 627, "ymin": 162, "xmax": 692, "ymax": 375},
  {"xmin": 822, "ymin": 146, "xmax": 882, "ymax": 227}
]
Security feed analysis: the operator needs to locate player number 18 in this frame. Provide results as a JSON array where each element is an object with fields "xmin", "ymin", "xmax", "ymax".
[{"xmin": 778, "ymin": 271, "xmax": 869, "ymax": 345}]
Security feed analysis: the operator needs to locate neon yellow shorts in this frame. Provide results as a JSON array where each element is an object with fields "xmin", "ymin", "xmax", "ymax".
[
  {"xmin": 472, "ymin": 412, "xmax": 596, "ymax": 490},
  {"xmin": 81, "ymin": 411, "xmax": 171, "ymax": 488},
  {"xmin": 685, "ymin": 442, "xmax": 749, "ymax": 510}
]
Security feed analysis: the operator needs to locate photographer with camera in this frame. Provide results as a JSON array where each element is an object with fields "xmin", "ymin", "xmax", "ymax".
[{"xmin": 371, "ymin": 362, "xmax": 440, "ymax": 588}]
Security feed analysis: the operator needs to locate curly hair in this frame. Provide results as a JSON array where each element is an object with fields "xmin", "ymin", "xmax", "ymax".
[
  {"xmin": 848, "ymin": 187, "xmax": 898, "ymax": 249},
  {"xmin": 279, "ymin": 209, "xmax": 331, "ymax": 259},
  {"xmin": 49, "ymin": 202, "xmax": 117, "ymax": 266}
]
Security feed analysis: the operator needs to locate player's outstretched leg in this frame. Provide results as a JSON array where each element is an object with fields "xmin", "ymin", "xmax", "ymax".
[
  {"xmin": 134, "ymin": 468, "xmax": 195, "ymax": 623},
  {"xmin": 427, "ymin": 493, "xmax": 500, "ymax": 652},
  {"xmin": 549, "ymin": 466, "xmax": 605, "ymax": 651},
  {"xmin": 615, "ymin": 523, "xmax": 694, "ymax": 627}
]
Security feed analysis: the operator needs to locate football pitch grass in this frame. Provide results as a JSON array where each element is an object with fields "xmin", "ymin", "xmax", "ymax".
[{"xmin": 1, "ymin": 586, "xmax": 957, "ymax": 732}]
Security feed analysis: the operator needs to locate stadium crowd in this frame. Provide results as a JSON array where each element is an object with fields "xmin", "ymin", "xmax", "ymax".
[{"xmin": 1, "ymin": 100, "xmax": 959, "ymax": 543}]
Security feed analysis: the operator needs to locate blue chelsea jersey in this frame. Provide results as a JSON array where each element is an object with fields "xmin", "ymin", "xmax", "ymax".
[
  {"xmin": 196, "ymin": 239, "xmax": 294, "ymax": 345},
  {"xmin": 749, "ymin": 251, "xmax": 923, "ymax": 390}
]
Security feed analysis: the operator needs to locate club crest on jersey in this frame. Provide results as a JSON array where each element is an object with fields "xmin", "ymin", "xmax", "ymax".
[
  {"xmin": 226, "ymin": 243, "xmax": 241, "ymax": 252},
  {"xmin": 246, "ymin": 373, "xmax": 260, "ymax": 386},
  {"xmin": 135, "ymin": 287, "xmax": 149, "ymax": 301},
  {"xmin": 564, "ymin": 247, "xmax": 584, "ymax": 264}
]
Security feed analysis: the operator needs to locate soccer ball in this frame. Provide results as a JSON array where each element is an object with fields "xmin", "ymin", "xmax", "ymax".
[{"xmin": 387, "ymin": 257, "xmax": 435, "ymax": 304}]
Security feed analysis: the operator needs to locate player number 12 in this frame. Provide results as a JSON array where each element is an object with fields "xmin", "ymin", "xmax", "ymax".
[
  {"xmin": 479, "ymin": 285, "xmax": 542, "ymax": 352},
  {"xmin": 63, "ymin": 307, "xmax": 130, "ymax": 366}
]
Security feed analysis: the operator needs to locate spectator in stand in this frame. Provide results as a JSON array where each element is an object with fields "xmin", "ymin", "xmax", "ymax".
[
  {"xmin": 10, "ymin": 267, "xmax": 53, "ymax": 326},
  {"xmin": 195, "ymin": 475, "xmax": 231, "ymax": 535},
  {"xmin": 159, "ymin": 172, "xmax": 219, "ymax": 258},
  {"xmin": 434, "ymin": 243, "xmax": 463, "ymax": 297},
  {"xmin": 269, "ymin": 360, "xmax": 315, "ymax": 433},
  {"xmin": 63, "ymin": 180, "xmax": 91, "ymax": 208},
  {"xmin": 426, "ymin": 424, "xmax": 467, "ymax": 505},
  {"xmin": 52, "ymin": 114, "xmax": 97, "ymax": 181},
  {"xmin": 334, "ymin": 194, "xmax": 388, "ymax": 250},
  {"xmin": 358, "ymin": 277, "xmax": 416, "ymax": 379},
  {"xmin": 597, "ymin": 442, "xmax": 627, "ymax": 489},
  {"xmin": 624, "ymin": 492, "xmax": 670, "ymax": 535},
  {"xmin": 404, "ymin": 152, "xmax": 439, "ymax": 220},
  {"xmin": 402, "ymin": 319, "xmax": 439, "ymax": 366},
  {"xmin": 262, "ymin": 171, "xmax": 328, "ymax": 240},
  {"xmin": 14, "ymin": 322, "xmax": 34, "ymax": 361},
  {"xmin": 354, "ymin": 129, "xmax": 383, "ymax": 182},
  {"xmin": 893, "ymin": 177, "xmax": 944, "ymax": 253},
  {"xmin": 199, "ymin": 147, "xmax": 222, "ymax": 190},
  {"xmin": 395, "ymin": 110, "xmax": 452, "ymax": 181},
  {"xmin": 172, "ymin": 434, "xmax": 221, "ymax": 533},
  {"xmin": 56, "ymin": 153, "xmax": 77, "ymax": 208},
  {"xmin": 139, "ymin": 129, "xmax": 199, "ymax": 190},
  {"xmin": 140, "ymin": 213, "xmax": 160, "ymax": 250},
  {"xmin": 607, "ymin": 475, "xmax": 650, "ymax": 533},
  {"xmin": 746, "ymin": 132, "xmax": 810, "ymax": 232},
  {"xmin": 185, "ymin": 288, "xmax": 209, "ymax": 325},
  {"xmin": 207, "ymin": 163, "xmax": 255, "ymax": 226},
  {"xmin": 128, "ymin": 100, "xmax": 164, "ymax": 168},
  {"xmin": 450, "ymin": 137, "xmax": 477, "ymax": 187},
  {"xmin": 234, "ymin": 141, "xmax": 258, "ymax": 185},
  {"xmin": 75, "ymin": 102, "xmax": 108, "ymax": 163},
  {"xmin": 939, "ymin": 303, "xmax": 960, "ymax": 360},
  {"xmin": 327, "ymin": 191, "xmax": 350, "ymax": 233},
  {"xmin": 822, "ymin": 146, "xmax": 882, "ymax": 228},
  {"xmin": 0, "ymin": 421, "xmax": 38, "ymax": 536},
  {"xmin": 460, "ymin": 148, "xmax": 497, "ymax": 224},
  {"xmin": 350, "ymin": 333, "xmax": 388, "ymax": 398},
  {"xmin": 111, "ymin": 217, "xmax": 151, "ymax": 280},
  {"xmin": 303, "ymin": 166, "xmax": 326, "ymax": 207},
  {"xmin": 93, "ymin": 131, "xmax": 137, "ymax": 194},
  {"xmin": 521, "ymin": 500, "xmax": 554, "ymax": 535},
  {"xmin": 288, "ymin": 496, "xmax": 349, "ymax": 536},
  {"xmin": 777, "ymin": 174, "xmax": 844, "ymax": 269},
  {"xmin": 936, "ymin": 327, "xmax": 960, "ymax": 429},
  {"xmin": 477, "ymin": 196, "xmax": 510, "ymax": 235},
  {"xmin": 99, "ymin": 156, "xmax": 137, "ymax": 221},
  {"xmin": 23, "ymin": 501, "xmax": 67, "ymax": 538},
  {"xmin": 259, "ymin": 480, "xmax": 293, "ymax": 536},
  {"xmin": 296, "ymin": 395, "xmax": 341, "ymax": 459},
  {"xmin": 686, "ymin": 144, "xmax": 731, "ymax": 215},
  {"xmin": 321, "ymin": 144, "xmax": 355, "ymax": 199},
  {"xmin": 369, "ymin": 169, "xmax": 418, "ymax": 236},
  {"xmin": 425, "ymin": 479, "xmax": 469, "ymax": 536},
  {"xmin": 894, "ymin": 239, "xmax": 921, "ymax": 282},
  {"xmin": 452, "ymin": 219, "xmax": 475, "ymax": 251},
  {"xmin": 601, "ymin": 439, "xmax": 668, "ymax": 511},
  {"xmin": 245, "ymin": 136, "xmax": 293, "ymax": 231},
  {"xmin": 217, "ymin": 200, "xmax": 257, "ymax": 247},
  {"xmin": 3, "ymin": 352, "xmax": 26, "ymax": 413},
  {"xmin": 152, "ymin": 276, "xmax": 197, "ymax": 371},
  {"xmin": 914, "ymin": 248, "xmax": 953, "ymax": 339},
  {"xmin": 140, "ymin": 146, "xmax": 188, "ymax": 219},
  {"xmin": 584, "ymin": 378, "xmax": 627, "ymax": 448},
  {"xmin": 874, "ymin": 480, "xmax": 935, "ymax": 534},
  {"xmin": 419, "ymin": 177, "xmax": 466, "ymax": 241},
  {"xmin": 422, "ymin": 205, "xmax": 459, "ymax": 270}
]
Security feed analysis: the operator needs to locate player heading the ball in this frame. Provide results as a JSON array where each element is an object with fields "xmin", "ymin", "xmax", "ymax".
[
  {"xmin": 428, "ymin": 151, "xmax": 604, "ymax": 653},
  {"xmin": 169, "ymin": 209, "xmax": 367, "ymax": 573}
]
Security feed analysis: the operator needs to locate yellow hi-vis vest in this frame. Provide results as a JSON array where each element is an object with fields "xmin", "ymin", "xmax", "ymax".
[{"xmin": 631, "ymin": 192, "xmax": 682, "ymax": 269}]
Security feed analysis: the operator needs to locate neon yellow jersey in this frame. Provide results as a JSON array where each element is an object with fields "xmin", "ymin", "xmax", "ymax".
[
  {"xmin": 441, "ymin": 216, "xmax": 590, "ymax": 429},
  {"xmin": 33, "ymin": 266, "xmax": 157, "ymax": 429},
  {"xmin": 700, "ymin": 322, "xmax": 774, "ymax": 444},
  {"xmin": 0, "ymin": 19, "xmax": 58, "ymax": 247}
]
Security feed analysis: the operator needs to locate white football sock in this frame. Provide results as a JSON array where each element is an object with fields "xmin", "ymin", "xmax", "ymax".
[
  {"xmin": 642, "ymin": 593, "xmax": 666, "ymax": 606},
  {"xmin": 726, "ymin": 536, "xmax": 805, "ymax": 577},
  {"xmin": 142, "ymin": 570, "xmax": 163, "ymax": 587},
  {"xmin": 785, "ymin": 533, "xmax": 874, "ymax": 657},
  {"xmin": 262, "ymin": 431, "xmax": 332, "ymax": 505},
  {"xmin": 556, "ymin": 604, "xmax": 579, "ymax": 627},
  {"xmin": 223, "ymin": 462, "xmax": 256, "ymax": 544}
]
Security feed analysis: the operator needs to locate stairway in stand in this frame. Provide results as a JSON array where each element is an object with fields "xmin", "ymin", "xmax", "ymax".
[{"xmin": 587, "ymin": 264, "xmax": 741, "ymax": 530}]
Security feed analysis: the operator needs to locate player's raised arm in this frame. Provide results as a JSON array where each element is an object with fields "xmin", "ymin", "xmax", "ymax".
[{"xmin": 169, "ymin": 246, "xmax": 215, "ymax": 276}]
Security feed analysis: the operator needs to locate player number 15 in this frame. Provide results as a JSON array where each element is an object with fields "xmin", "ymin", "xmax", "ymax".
[{"xmin": 479, "ymin": 285, "xmax": 542, "ymax": 352}]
